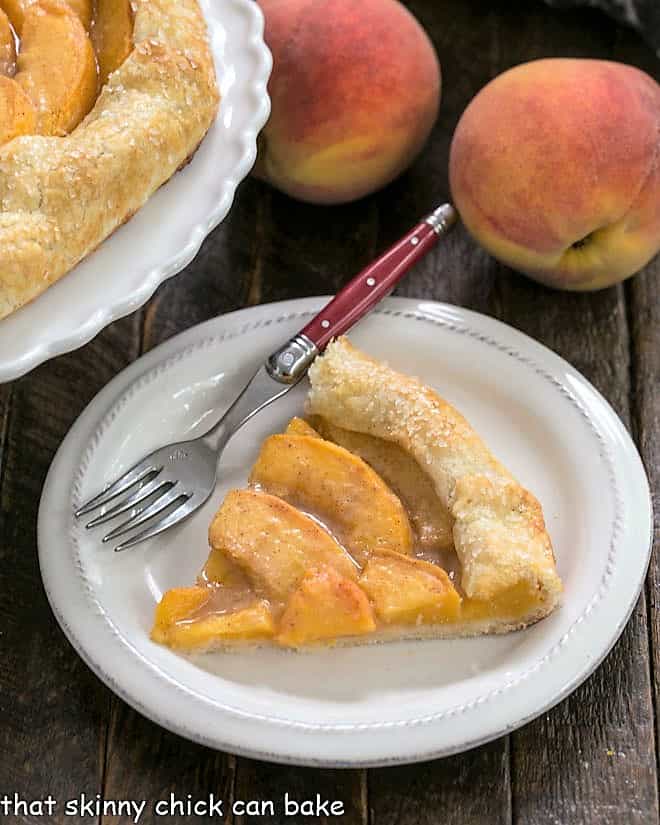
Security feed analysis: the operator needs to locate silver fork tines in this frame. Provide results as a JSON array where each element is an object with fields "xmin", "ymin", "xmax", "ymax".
[
  {"xmin": 84, "ymin": 476, "xmax": 172, "ymax": 528},
  {"xmin": 113, "ymin": 496, "xmax": 204, "ymax": 552},
  {"xmin": 102, "ymin": 488, "xmax": 190, "ymax": 543},
  {"xmin": 75, "ymin": 365, "xmax": 302, "ymax": 551},
  {"xmin": 74, "ymin": 461, "xmax": 161, "ymax": 517}
]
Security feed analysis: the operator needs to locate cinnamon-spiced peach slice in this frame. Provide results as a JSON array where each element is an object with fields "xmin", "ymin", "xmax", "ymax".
[
  {"xmin": 284, "ymin": 416, "xmax": 321, "ymax": 438},
  {"xmin": 359, "ymin": 549, "xmax": 461, "ymax": 626},
  {"xmin": 250, "ymin": 434, "xmax": 414, "ymax": 563},
  {"xmin": 0, "ymin": 8, "xmax": 15, "ymax": 76},
  {"xmin": 151, "ymin": 588, "xmax": 275, "ymax": 650},
  {"xmin": 15, "ymin": 0, "xmax": 97, "ymax": 136},
  {"xmin": 0, "ymin": 75, "xmax": 35, "ymax": 144},
  {"xmin": 64, "ymin": 0, "xmax": 91, "ymax": 27},
  {"xmin": 92, "ymin": 0, "xmax": 134, "ymax": 86},
  {"xmin": 209, "ymin": 489, "xmax": 358, "ymax": 602},
  {"xmin": 277, "ymin": 566, "xmax": 376, "ymax": 648},
  {"xmin": 0, "ymin": 0, "xmax": 32, "ymax": 33},
  {"xmin": 0, "ymin": 0, "xmax": 91, "ymax": 31}
]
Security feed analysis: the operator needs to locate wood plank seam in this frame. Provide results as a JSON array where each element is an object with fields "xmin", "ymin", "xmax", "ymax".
[
  {"xmin": 96, "ymin": 713, "xmax": 109, "ymax": 825},
  {"xmin": 245, "ymin": 189, "xmax": 269, "ymax": 308},
  {"xmin": 360, "ymin": 768, "xmax": 369, "ymax": 825},
  {"xmin": 0, "ymin": 384, "xmax": 13, "ymax": 501},
  {"xmin": 626, "ymin": 276, "xmax": 660, "ymax": 809}
]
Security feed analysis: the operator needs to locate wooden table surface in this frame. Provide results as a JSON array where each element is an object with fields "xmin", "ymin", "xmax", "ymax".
[{"xmin": 1, "ymin": 0, "xmax": 658, "ymax": 822}]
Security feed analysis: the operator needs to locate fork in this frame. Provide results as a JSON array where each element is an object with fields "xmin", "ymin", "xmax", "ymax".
[{"xmin": 76, "ymin": 203, "xmax": 457, "ymax": 550}]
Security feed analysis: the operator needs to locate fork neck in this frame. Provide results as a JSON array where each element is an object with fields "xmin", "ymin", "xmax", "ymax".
[{"xmin": 202, "ymin": 365, "xmax": 297, "ymax": 445}]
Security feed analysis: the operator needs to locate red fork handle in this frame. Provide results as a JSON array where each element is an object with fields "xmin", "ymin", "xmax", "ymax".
[
  {"xmin": 302, "ymin": 204, "xmax": 456, "ymax": 350},
  {"xmin": 266, "ymin": 203, "xmax": 457, "ymax": 383}
]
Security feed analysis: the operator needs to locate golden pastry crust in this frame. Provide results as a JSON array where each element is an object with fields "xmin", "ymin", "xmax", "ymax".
[
  {"xmin": 0, "ymin": 0, "xmax": 219, "ymax": 319},
  {"xmin": 307, "ymin": 338, "xmax": 562, "ymax": 623}
]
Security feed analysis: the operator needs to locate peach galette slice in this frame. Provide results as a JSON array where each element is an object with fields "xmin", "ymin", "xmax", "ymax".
[{"xmin": 152, "ymin": 341, "xmax": 561, "ymax": 651}]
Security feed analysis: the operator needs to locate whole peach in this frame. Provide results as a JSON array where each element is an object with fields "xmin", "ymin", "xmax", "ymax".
[
  {"xmin": 255, "ymin": 0, "xmax": 441, "ymax": 204},
  {"xmin": 449, "ymin": 59, "xmax": 660, "ymax": 290}
]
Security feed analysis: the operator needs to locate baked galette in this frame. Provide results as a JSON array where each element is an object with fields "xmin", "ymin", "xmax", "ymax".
[
  {"xmin": 152, "ymin": 338, "xmax": 562, "ymax": 650},
  {"xmin": 0, "ymin": 0, "xmax": 218, "ymax": 319}
]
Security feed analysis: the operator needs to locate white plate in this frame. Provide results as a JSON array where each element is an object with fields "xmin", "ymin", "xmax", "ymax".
[
  {"xmin": 38, "ymin": 297, "xmax": 653, "ymax": 767},
  {"xmin": 0, "ymin": 0, "xmax": 271, "ymax": 383}
]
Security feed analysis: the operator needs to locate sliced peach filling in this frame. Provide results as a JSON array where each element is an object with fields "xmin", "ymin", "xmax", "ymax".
[
  {"xmin": 209, "ymin": 488, "xmax": 358, "ymax": 602},
  {"xmin": 0, "ymin": 0, "xmax": 134, "ymax": 147},
  {"xmin": 0, "ymin": 74, "xmax": 34, "ymax": 143},
  {"xmin": 152, "ymin": 418, "xmax": 550, "ymax": 649},
  {"xmin": 152, "ymin": 587, "xmax": 275, "ymax": 650},
  {"xmin": 277, "ymin": 566, "xmax": 376, "ymax": 648},
  {"xmin": 92, "ymin": 0, "xmax": 133, "ymax": 86},
  {"xmin": 15, "ymin": 0, "xmax": 97, "ymax": 136},
  {"xmin": 461, "ymin": 581, "xmax": 548, "ymax": 622},
  {"xmin": 0, "ymin": 8, "xmax": 15, "ymax": 76},
  {"xmin": 250, "ymin": 431, "xmax": 414, "ymax": 563},
  {"xmin": 307, "ymin": 416, "xmax": 455, "ymax": 552},
  {"xmin": 360, "ymin": 549, "xmax": 461, "ymax": 625}
]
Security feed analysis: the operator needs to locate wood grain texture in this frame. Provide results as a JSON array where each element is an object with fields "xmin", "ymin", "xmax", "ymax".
[
  {"xmin": 0, "ymin": 315, "xmax": 141, "ymax": 824},
  {"xmin": 369, "ymin": 742, "xmax": 511, "ymax": 825},
  {"xmin": 630, "ymin": 257, "xmax": 660, "ymax": 807},
  {"xmin": 252, "ymin": 186, "xmax": 379, "ymax": 304},
  {"xmin": 613, "ymin": 24, "xmax": 660, "ymax": 825}
]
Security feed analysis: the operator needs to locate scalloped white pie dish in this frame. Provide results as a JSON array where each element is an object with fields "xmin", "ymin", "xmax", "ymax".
[
  {"xmin": 38, "ymin": 297, "xmax": 652, "ymax": 766},
  {"xmin": 0, "ymin": 0, "xmax": 271, "ymax": 383}
]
